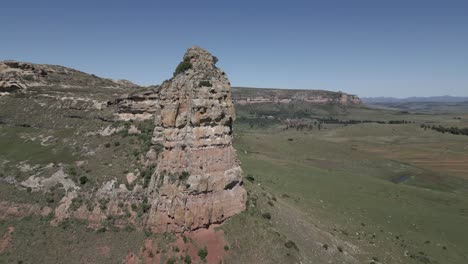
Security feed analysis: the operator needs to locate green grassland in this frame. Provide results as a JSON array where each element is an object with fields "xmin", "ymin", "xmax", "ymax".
[
  {"xmin": 222, "ymin": 104, "xmax": 468, "ymax": 263},
  {"xmin": 2, "ymin": 89, "xmax": 468, "ymax": 264}
]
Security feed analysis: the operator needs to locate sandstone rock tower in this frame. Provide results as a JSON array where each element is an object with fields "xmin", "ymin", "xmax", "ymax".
[{"xmin": 146, "ymin": 46, "xmax": 246, "ymax": 232}]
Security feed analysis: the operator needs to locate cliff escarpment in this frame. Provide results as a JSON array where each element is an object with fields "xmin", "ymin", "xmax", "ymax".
[{"xmin": 232, "ymin": 87, "xmax": 361, "ymax": 106}]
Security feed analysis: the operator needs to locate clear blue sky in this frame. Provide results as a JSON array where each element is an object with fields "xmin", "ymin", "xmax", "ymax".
[{"xmin": 1, "ymin": 0, "xmax": 467, "ymax": 97}]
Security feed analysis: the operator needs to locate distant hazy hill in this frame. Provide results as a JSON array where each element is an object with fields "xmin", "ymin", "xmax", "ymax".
[{"xmin": 362, "ymin": 96, "xmax": 468, "ymax": 103}]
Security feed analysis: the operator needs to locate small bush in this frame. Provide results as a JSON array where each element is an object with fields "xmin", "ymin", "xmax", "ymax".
[
  {"xmin": 198, "ymin": 247, "xmax": 208, "ymax": 261},
  {"xmin": 79, "ymin": 176, "xmax": 88, "ymax": 185},
  {"xmin": 179, "ymin": 171, "xmax": 190, "ymax": 181},
  {"xmin": 138, "ymin": 198, "xmax": 151, "ymax": 216},
  {"xmin": 246, "ymin": 174, "xmax": 255, "ymax": 182},
  {"xmin": 142, "ymin": 165, "xmax": 155, "ymax": 188},
  {"xmin": 173, "ymin": 58, "xmax": 193, "ymax": 77},
  {"xmin": 132, "ymin": 149, "xmax": 140, "ymax": 157},
  {"xmin": 104, "ymin": 143, "xmax": 111, "ymax": 148},
  {"xmin": 262, "ymin": 212, "xmax": 271, "ymax": 220},
  {"xmin": 70, "ymin": 197, "xmax": 83, "ymax": 211},
  {"xmin": 184, "ymin": 255, "xmax": 192, "ymax": 264},
  {"xmin": 322, "ymin": 244, "xmax": 328, "ymax": 250},
  {"xmin": 114, "ymin": 141, "xmax": 120, "ymax": 146},
  {"xmin": 284, "ymin": 240, "xmax": 299, "ymax": 251},
  {"xmin": 68, "ymin": 167, "xmax": 77, "ymax": 176},
  {"xmin": 166, "ymin": 257, "xmax": 176, "ymax": 264},
  {"xmin": 154, "ymin": 143, "xmax": 164, "ymax": 152},
  {"xmin": 124, "ymin": 225, "xmax": 135, "ymax": 232},
  {"xmin": 224, "ymin": 245, "xmax": 229, "ymax": 251},
  {"xmin": 337, "ymin": 246, "xmax": 343, "ymax": 253},
  {"xmin": 198, "ymin": 80, "xmax": 212, "ymax": 87},
  {"xmin": 99, "ymin": 198, "xmax": 108, "ymax": 211}
]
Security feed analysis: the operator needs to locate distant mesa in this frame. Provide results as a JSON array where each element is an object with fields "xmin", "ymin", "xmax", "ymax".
[{"xmin": 231, "ymin": 87, "xmax": 361, "ymax": 106}]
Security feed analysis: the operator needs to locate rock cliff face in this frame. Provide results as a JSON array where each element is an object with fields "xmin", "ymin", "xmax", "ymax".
[
  {"xmin": 141, "ymin": 47, "xmax": 246, "ymax": 232},
  {"xmin": 231, "ymin": 87, "xmax": 362, "ymax": 106}
]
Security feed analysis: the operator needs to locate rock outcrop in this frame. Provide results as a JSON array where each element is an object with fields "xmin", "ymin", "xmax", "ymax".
[
  {"xmin": 116, "ymin": 88, "xmax": 160, "ymax": 121},
  {"xmin": 144, "ymin": 46, "xmax": 246, "ymax": 232},
  {"xmin": 0, "ymin": 60, "xmax": 138, "ymax": 93}
]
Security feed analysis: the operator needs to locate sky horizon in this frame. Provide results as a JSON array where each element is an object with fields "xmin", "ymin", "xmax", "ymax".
[{"xmin": 1, "ymin": 0, "xmax": 467, "ymax": 97}]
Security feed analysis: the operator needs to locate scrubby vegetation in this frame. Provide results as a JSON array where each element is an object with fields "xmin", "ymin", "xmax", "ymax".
[
  {"xmin": 198, "ymin": 80, "xmax": 212, "ymax": 87},
  {"xmin": 198, "ymin": 247, "xmax": 208, "ymax": 261},
  {"xmin": 79, "ymin": 175, "xmax": 88, "ymax": 185},
  {"xmin": 173, "ymin": 57, "xmax": 193, "ymax": 76},
  {"xmin": 421, "ymin": 124, "xmax": 468, "ymax": 136},
  {"xmin": 142, "ymin": 165, "xmax": 155, "ymax": 188},
  {"xmin": 178, "ymin": 171, "xmax": 190, "ymax": 181}
]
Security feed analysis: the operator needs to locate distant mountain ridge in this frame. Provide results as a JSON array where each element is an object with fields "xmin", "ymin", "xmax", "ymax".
[{"xmin": 363, "ymin": 96, "xmax": 468, "ymax": 104}]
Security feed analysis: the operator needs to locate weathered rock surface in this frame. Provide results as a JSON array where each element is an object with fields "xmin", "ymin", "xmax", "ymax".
[
  {"xmin": 116, "ymin": 88, "xmax": 160, "ymax": 120},
  {"xmin": 142, "ymin": 46, "xmax": 247, "ymax": 232}
]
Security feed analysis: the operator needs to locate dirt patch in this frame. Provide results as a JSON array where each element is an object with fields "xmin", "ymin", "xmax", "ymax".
[
  {"xmin": 124, "ymin": 252, "xmax": 141, "ymax": 264},
  {"xmin": 185, "ymin": 226, "xmax": 228, "ymax": 264},
  {"xmin": 100, "ymin": 245, "xmax": 111, "ymax": 258},
  {"xmin": 0, "ymin": 226, "xmax": 14, "ymax": 254},
  {"xmin": 0, "ymin": 201, "xmax": 51, "ymax": 220},
  {"xmin": 124, "ymin": 226, "xmax": 229, "ymax": 264}
]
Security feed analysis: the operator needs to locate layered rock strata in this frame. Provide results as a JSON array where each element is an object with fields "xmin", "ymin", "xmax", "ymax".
[{"xmin": 143, "ymin": 47, "xmax": 246, "ymax": 232}]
